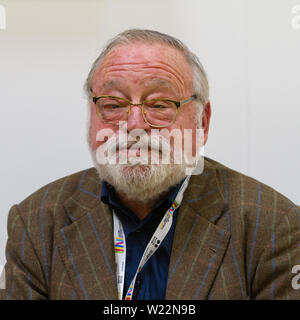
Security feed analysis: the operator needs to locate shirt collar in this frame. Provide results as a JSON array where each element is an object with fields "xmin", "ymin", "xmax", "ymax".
[
  {"xmin": 101, "ymin": 177, "xmax": 183, "ymax": 204},
  {"xmin": 101, "ymin": 179, "xmax": 183, "ymax": 215},
  {"xmin": 101, "ymin": 178, "xmax": 185, "ymax": 251}
]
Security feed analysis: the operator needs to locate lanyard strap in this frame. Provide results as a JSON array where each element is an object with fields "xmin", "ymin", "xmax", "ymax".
[{"xmin": 113, "ymin": 175, "xmax": 191, "ymax": 300}]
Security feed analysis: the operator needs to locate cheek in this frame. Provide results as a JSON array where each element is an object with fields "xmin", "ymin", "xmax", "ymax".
[
  {"xmin": 89, "ymin": 106, "xmax": 98, "ymax": 151},
  {"xmin": 89, "ymin": 106, "xmax": 111, "ymax": 151},
  {"xmin": 177, "ymin": 105, "xmax": 197, "ymax": 129},
  {"xmin": 174, "ymin": 109, "xmax": 197, "ymax": 137},
  {"xmin": 89, "ymin": 105, "xmax": 121, "ymax": 151},
  {"xmin": 169, "ymin": 107, "xmax": 198, "ymax": 155}
]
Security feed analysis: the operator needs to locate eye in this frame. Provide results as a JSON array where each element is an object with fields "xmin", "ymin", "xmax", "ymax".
[
  {"xmin": 146, "ymin": 100, "xmax": 173, "ymax": 109},
  {"xmin": 152, "ymin": 104, "xmax": 168, "ymax": 109},
  {"xmin": 103, "ymin": 104, "xmax": 122, "ymax": 110}
]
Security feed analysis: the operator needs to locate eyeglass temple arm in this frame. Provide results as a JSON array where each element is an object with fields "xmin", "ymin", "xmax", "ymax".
[{"xmin": 178, "ymin": 94, "xmax": 198, "ymax": 108}]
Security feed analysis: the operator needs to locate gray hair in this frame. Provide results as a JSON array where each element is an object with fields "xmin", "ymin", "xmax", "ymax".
[{"xmin": 84, "ymin": 29, "xmax": 209, "ymax": 106}]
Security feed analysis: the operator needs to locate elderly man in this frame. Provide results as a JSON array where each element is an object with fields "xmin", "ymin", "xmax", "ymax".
[{"xmin": 1, "ymin": 29, "xmax": 299, "ymax": 300}]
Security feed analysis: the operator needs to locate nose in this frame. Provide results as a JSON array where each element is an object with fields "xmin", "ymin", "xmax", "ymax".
[{"xmin": 127, "ymin": 104, "xmax": 151, "ymax": 132}]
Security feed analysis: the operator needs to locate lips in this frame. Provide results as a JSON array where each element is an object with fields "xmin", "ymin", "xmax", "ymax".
[{"xmin": 118, "ymin": 146, "xmax": 156, "ymax": 157}]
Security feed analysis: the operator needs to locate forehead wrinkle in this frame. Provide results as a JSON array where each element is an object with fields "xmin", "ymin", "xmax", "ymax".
[
  {"xmin": 100, "ymin": 61, "xmax": 186, "ymax": 88},
  {"xmin": 99, "ymin": 77, "xmax": 178, "ymax": 99}
]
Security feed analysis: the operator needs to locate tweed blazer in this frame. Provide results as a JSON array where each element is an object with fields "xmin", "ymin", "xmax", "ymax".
[{"xmin": 0, "ymin": 157, "xmax": 299, "ymax": 300}]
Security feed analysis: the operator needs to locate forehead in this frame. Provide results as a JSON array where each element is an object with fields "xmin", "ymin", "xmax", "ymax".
[
  {"xmin": 103, "ymin": 42, "xmax": 189, "ymax": 64},
  {"xmin": 92, "ymin": 42, "xmax": 193, "ymax": 93}
]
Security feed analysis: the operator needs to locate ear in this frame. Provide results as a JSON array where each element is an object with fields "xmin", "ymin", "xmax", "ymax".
[{"xmin": 202, "ymin": 100, "xmax": 211, "ymax": 145}]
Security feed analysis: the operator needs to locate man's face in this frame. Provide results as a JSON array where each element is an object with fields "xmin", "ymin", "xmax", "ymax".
[{"xmin": 88, "ymin": 42, "xmax": 211, "ymax": 202}]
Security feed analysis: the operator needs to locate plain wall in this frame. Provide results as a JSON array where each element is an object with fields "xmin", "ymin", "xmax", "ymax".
[{"xmin": 0, "ymin": 0, "xmax": 299, "ymax": 266}]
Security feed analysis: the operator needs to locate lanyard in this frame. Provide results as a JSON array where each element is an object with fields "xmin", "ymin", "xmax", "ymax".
[{"xmin": 113, "ymin": 175, "xmax": 191, "ymax": 300}]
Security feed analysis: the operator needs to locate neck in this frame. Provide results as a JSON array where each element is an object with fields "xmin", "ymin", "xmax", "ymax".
[{"xmin": 116, "ymin": 191, "xmax": 169, "ymax": 220}]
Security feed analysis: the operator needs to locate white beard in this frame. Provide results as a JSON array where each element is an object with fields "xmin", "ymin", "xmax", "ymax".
[
  {"xmin": 88, "ymin": 123, "xmax": 203, "ymax": 203},
  {"xmin": 91, "ymin": 153, "xmax": 188, "ymax": 204}
]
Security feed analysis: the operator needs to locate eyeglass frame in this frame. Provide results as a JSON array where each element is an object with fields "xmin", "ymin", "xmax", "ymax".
[{"xmin": 91, "ymin": 94, "xmax": 198, "ymax": 128}]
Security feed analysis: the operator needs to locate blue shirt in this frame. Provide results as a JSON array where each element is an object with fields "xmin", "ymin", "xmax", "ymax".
[{"xmin": 101, "ymin": 180, "xmax": 184, "ymax": 300}]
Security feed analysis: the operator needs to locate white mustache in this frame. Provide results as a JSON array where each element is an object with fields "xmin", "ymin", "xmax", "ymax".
[
  {"xmin": 95, "ymin": 130, "xmax": 174, "ymax": 166},
  {"xmin": 104, "ymin": 133, "xmax": 172, "ymax": 153}
]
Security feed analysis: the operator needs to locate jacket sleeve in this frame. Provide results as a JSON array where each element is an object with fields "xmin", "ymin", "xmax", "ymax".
[
  {"xmin": 252, "ymin": 205, "xmax": 300, "ymax": 299},
  {"xmin": 0, "ymin": 205, "xmax": 48, "ymax": 300}
]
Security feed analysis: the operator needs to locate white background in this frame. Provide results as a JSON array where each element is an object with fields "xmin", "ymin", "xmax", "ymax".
[{"xmin": 0, "ymin": 0, "xmax": 299, "ymax": 266}]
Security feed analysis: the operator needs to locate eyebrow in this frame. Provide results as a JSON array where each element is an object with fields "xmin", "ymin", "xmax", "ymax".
[
  {"xmin": 143, "ymin": 78, "xmax": 175, "ymax": 89},
  {"xmin": 142, "ymin": 78, "xmax": 179, "ymax": 97},
  {"xmin": 102, "ymin": 80, "xmax": 124, "ymax": 89},
  {"xmin": 102, "ymin": 78, "xmax": 178, "ymax": 94}
]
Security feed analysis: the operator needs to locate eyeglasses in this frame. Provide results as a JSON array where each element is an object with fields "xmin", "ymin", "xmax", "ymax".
[{"xmin": 92, "ymin": 94, "xmax": 197, "ymax": 128}]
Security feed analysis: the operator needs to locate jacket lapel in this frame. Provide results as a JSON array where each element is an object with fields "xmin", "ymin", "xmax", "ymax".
[
  {"xmin": 55, "ymin": 169, "xmax": 118, "ymax": 300},
  {"xmin": 165, "ymin": 159, "xmax": 231, "ymax": 299}
]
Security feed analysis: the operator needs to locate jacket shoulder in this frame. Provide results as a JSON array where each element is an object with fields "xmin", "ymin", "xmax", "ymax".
[
  {"xmin": 10, "ymin": 168, "xmax": 99, "ymax": 227},
  {"xmin": 205, "ymin": 157, "xmax": 297, "ymax": 219}
]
